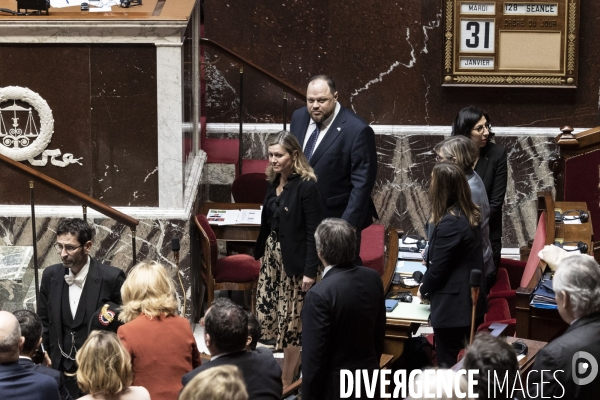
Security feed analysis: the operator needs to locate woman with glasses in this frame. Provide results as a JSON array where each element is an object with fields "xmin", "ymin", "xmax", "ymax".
[
  {"xmin": 451, "ymin": 106, "xmax": 507, "ymax": 273},
  {"xmin": 418, "ymin": 162, "xmax": 487, "ymax": 367},
  {"xmin": 435, "ymin": 136, "xmax": 495, "ymax": 292}
]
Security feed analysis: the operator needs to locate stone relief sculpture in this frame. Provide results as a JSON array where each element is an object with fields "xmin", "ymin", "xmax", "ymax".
[{"xmin": 0, "ymin": 86, "xmax": 81, "ymax": 167}]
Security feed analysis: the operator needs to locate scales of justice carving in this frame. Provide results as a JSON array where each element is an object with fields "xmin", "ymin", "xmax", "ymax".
[{"xmin": 0, "ymin": 86, "xmax": 81, "ymax": 167}]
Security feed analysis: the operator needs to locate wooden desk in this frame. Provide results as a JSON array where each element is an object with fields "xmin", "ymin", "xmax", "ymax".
[
  {"xmin": 506, "ymin": 337, "xmax": 548, "ymax": 375},
  {"xmin": 516, "ymin": 194, "xmax": 591, "ymax": 341},
  {"xmin": 199, "ymin": 203, "xmax": 261, "ymax": 242},
  {"xmin": 384, "ymin": 302, "xmax": 430, "ymax": 362}
]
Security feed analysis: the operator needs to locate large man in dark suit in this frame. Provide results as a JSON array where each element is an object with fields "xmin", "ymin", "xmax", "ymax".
[
  {"xmin": 37, "ymin": 218, "xmax": 125, "ymax": 398},
  {"xmin": 14, "ymin": 309, "xmax": 72, "ymax": 400},
  {"xmin": 290, "ymin": 75, "xmax": 378, "ymax": 257},
  {"xmin": 528, "ymin": 255, "xmax": 600, "ymax": 399},
  {"xmin": 182, "ymin": 298, "xmax": 282, "ymax": 400},
  {"xmin": 302, "ymin": 218, "xmax": 386, "ymax": 400},
  {"xmin": 0, "ymin": 310, "xmax": 60, "ymax": 400}
]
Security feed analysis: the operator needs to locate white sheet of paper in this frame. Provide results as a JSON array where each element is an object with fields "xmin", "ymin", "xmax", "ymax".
[
  {"xmin": 50, "ymin": 0, "xmax": 86, "ymax": 8},
  {"xmin": 90, "ymin": 6, "xmax": 112, "ymax": 11}
]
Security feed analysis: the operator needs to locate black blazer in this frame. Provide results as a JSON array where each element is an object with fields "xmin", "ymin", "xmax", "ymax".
[
  {"xmin": 290, "ymin": 104, "xmax": 378, "ymax": 230},
  {"xmin": 528, "ymin": 312, "xmax": 600, "ymax": 399},
  {"xmin": 18, "ymin": 358, "xmax": 73, "ymax": 400},
  {"xmin": 182, "ymin": 350, "xmax": 283, "ymax": 400},
  {"xmin": 474, "ymin": 141, "xmax": 507, "ymax": 241},
  {"xmin": 0, "ymin": 362, "xmax": 60, "ymax": 400},
  {"xmin": 38, "ymin": 258, "xmax": 125, "ymax": 369},
  {"xmin": 420, "ymin": 211, "xmax": 487, "ymax": 328},
  {"xmin": 301, "ymin": 263, "xmax": 386, "ymax": 400},
  {"xmin": 254, "ymin": 174, "xmax": 321, "ymax": 278}
]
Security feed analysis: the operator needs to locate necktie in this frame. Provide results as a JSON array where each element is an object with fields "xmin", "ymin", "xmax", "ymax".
[
  {"xmin": 303, "ymin": 122, "xmax": 322, "ymax": 160},
  {"xmin": 64, "ymin": 275, "xmax": 85, "ymax": 288}
]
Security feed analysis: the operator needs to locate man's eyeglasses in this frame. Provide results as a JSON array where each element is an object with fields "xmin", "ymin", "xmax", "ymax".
[
  {"xmin": 54, "ymin": 243, "xmax": 82, "ymax": 255},
  {"xmin": 472, "ymin": 123, "xmax": 491, "ymax": 134}
]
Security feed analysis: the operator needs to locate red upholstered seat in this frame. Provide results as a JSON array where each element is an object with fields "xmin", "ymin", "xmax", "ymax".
[
  {"xmin": 360, "ymin": 224, "xmax": 385, "ymax": 276},
  {"xmin": 204, "ymin": 138, "xmax": 240, "ymax": 165},
  {"xmin": 487, "ymin": 212, "xmax": 547, "ymax": 317},
  {"xmin": 242, "ymin": 159, "xmax": 269, "ymax": 175},
  {"xmin": 485, "ymin": 298, "xmax": 512, "ymax": 322},
  {"xmin": 231, "ymin": 173, "xmax": 269, "ymax": 204},
  {"xmin": 194, "ymin": 214, "xmax": 261, "ymax": 312},
  {"xmin": 215, "ymin": 255, "xmax": 260, "ymax": 283}
]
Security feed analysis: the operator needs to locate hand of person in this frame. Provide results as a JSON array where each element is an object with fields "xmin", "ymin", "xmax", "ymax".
[
  {"xmin": 302, "ymin": 276, "xmax": 315, "ymax": 292},
  {"xmin": 416, "ymin": 284, "xmax": 423, "ymax": 301},
  {"xmin": 43, "ymin": 351, "xmax": 52, "ymax": 368}
]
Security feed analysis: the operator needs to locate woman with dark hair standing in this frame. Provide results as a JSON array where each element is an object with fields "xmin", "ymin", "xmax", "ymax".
[
  {"xmin": 451, "ymin": 106, "xmax": 507, "ymax": 272},
  {"xmin": 254, "ymin": 131, "xmax": 321, "ymax": 387},
  {"xmin": 418, "ymin": 162, "xmax": 487, "ymax": 367}
]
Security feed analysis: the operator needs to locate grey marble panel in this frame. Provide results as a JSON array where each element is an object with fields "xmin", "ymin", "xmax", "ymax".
[{"xmin": 226, "ymin": 129, "xmax": 558, "ymax": 249}]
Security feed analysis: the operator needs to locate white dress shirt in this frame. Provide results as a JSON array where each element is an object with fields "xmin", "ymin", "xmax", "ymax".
[
  {"xmin": 68, "ymin": 257, "xmax": 90, "ymax": 318},
  {"xmin": 302, "ymin": 102, "xmax": 341, "ymax": 152},
  {"xmin": 321, "ymin": 265, "xmax": 335, "ymax": 278}
]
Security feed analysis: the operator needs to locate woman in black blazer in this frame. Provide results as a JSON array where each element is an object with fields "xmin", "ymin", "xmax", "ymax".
[
  {"xmin": 418, "ymin": 162, "xmax": 487, "ymax": 367},
  {"xmin": 451, "ymin": 106, "xmax": 508, "ymax": 271},
  {"xmin": 254, "ymin": 131, "xmax": 321, "ymax": 387}
]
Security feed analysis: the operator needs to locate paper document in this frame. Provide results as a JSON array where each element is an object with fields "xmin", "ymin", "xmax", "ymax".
[
  {"xmin": 386, "ymin": 302, "xmax": 430, "ymax": 323},
  {"xmin": 395, "ymin": 260, "xmax": 427, "ymax": 276},
  {"xmin": 206, "ymin": 209, "xmax": 262, "ymax": 225}
]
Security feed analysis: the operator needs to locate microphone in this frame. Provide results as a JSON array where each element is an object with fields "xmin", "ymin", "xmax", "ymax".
[
  {"xmin": 469, "ymin": 269, "xmax": 482, "ymax": 345},
  {"xmin": 171, "ymin": 237, "xmax": 185, "ymax": 316},
  {"xmin": 412, "ymin": 271, "xmax": 424, "ymax": 284}
]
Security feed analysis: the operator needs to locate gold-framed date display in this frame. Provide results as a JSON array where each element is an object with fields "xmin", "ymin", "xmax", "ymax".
[{"xmin": 443, "ymin": 1, "xmax": 580, "ymax": 87}]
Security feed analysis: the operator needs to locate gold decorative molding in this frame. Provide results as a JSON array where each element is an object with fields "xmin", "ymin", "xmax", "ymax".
[
  {"xmin": 453, "ymin": 76, "xmax": 565, "ymax": 85},
  {"xmin": 567, "ymin": 2, "xmax": 576, "ymax": 74},
  {"xmin": 444, "ymin": 0, "xmax": 453, "ymax": 72}
]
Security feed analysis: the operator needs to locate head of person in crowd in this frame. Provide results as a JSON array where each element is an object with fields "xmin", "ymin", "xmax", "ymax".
[
  {"xmin": 76, "ymin": 331, "xmax": 132, "ymax": 396},
  {"xmin": 265, "ymin": 131, "xmax": 317, "ymax": 183},
  {"xmin": 429, "ymin": 162, "xmax": 480, "ymax": 227},
  {"xmin": 118, "ymin": 261, "xmax": 178, "ymax": 323},
  {"xmin": 306, "ymin": 74, "xmax": 338, "ymax": 123},
  {"xmin": 462, "ymin": 333, "xmax": 519, "ymax": 400},
  {"xmin": 314, "ymin": 218, "xmax": 356, "ymax": 266},
  {"xmin": 179, "ymin": 365, "xmax": 248, "ymax": 400},
  {"xmin": 435, "ymin": 136, "xmax": 479, "ymax": 172},
  {"xmin": 55, "ymin": 218, "xmax": 94, "ymax": 275},
  {"xmin": 204, "ymin": 298, "xmax": 248, "ymax": 356},
  {"xmin": 553, "ymin": 254, "xmax": 600, "ymax": 324},
  {"xmin": 245, "ymin": 311, "xmax": 261, "ymax": 351},
  {"xmin": 451, "ymin": 106, "xmax": 494, "ymax": 149},
  {"xmin": 13, "ymin": 310, "xmax": 42, "ymax": 358},
  {"xmin": 0, "ymin": 311, "xmax": 23, "ymax": 364}
]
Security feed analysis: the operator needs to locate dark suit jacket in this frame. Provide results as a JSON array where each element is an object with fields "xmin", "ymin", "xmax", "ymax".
[
  {"xmin": 421, "ymin": 210, "xmax": 486, "ymax": 328},
  {"xmin": 38, "ymin": 258, "xmax": 125, "ymax": 370},
  {"xmin": 290, "ymin": 105, "xmax": 378, "ymax": 230},
  {"xmin": 182, "ymin": 350, "xmax": 282, "ymax": 400},
  {"xmin": 474, "ymin": 141, "xmax": 507, "ymax": 241},
  {"xmin": 528, "ymin": 313, "xmax": 600, "ymax": 399},
  {"xmin": 0, "ymin": 361, "xmax": 60, "ymax": 400},
  {"xmin": 18, "ymin": 357, "xmax": 72, "ymax": 400},
  {"xmin": 301, "ymin": 263, "xmax": 386, "ymax": 400},
  {"xmin": 254, "ymin": 173, "xmax": 321, "ymax": 278}
]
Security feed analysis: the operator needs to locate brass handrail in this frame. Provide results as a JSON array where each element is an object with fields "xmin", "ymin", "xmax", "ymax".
[
  {"xmin": 200, "ymin": 37, "xmax": 306, "ymax": 101},
  {"xmin": 0, "ymin": 153, "xmax": 139, "ymax": 229}
]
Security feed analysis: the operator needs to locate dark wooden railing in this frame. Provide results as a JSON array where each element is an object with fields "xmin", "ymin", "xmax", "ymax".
[
  {"xmin": 0, "ymin": 153, "xmax": 139, "ymax": 306},
  {"xmin": 200, "ymin": 37, "xmax": 306, "ymax": 174}
]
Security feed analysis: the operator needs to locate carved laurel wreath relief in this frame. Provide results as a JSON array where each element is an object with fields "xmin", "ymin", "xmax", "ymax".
[{"xmin": 0, "ymin": 86, "xmax": 81, "ymax": 167}]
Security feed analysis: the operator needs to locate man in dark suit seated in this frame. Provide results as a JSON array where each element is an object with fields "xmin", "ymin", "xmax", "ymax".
[
  {"xmin": 14, "ymin": 310, "xmax": 72, "ymax": 400},
  {"xmin": 37, "ymin": 218, "xmax": 126, "ymax": 398},
  {"xmin": 0, "ymin": 310, "xmax": 60, "ymax": 400},
  {"xmin": 182, "ymin": 298, "xmax": 282, "ymax": 399},
  {"xmin": 301, "ymin": 218, "xmax": 386, "ymax": 400},
  {"xmin": 528, "ymin": 254, "xmax": 600, "ymax": 399}
]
